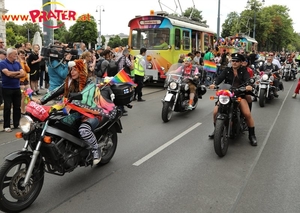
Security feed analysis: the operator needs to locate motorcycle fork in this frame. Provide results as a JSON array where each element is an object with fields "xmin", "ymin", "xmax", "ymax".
[
  {"xmin": 22, "ymin": 120, "xmax": 48, "ymax": 187},
  {"xmin": 171, "ymin": 91, "xmax": 179, "ymax": 111}
]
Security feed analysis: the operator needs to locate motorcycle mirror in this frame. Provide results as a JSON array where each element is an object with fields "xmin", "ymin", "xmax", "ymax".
[
  {"xmin": 249, "ymin": 78, "xmax": 255, "ymax": 84},
  {"xmin": 69, "ymin": 93, "xmax": 83, "ymax": 101}
]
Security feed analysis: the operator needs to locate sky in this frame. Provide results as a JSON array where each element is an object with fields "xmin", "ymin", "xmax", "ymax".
[{"xmin": 3, "ymin": 0, "xmax": 300, "ymax": 36}]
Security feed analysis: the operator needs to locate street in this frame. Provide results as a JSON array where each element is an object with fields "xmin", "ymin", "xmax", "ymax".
[{"xmin": 0, "ymin": 81, "xmax": 300, "ymax": 213}]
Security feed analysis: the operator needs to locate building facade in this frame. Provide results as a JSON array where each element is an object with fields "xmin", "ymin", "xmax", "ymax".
[{"xmin": 0, "ymin": 0, "xmax": 7, "ymax": 45}]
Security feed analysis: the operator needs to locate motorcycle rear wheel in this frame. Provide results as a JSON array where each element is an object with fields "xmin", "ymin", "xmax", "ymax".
[
  {"xmin": 0, "ymin": 159, "xmax": 44, "ymax": 213},
  {"xmin": 98, "ymin": 127, "xmax": 118, "ymax": 165},
  {"xmin": 214, "ymin": 119, "xmax": 229, "ymax": 157},
  {"xmin": 162, "ymin": 102, "xmax": 173, "ymax": 122}
]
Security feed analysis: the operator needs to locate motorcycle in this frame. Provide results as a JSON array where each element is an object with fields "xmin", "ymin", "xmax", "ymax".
[
  {"xmin": 161, "ymin": 63, "xmax": 206, "ymax": 122},
  {"xmin": 282, "ymin": 63, "xmax": 295, "ymax": 81},
  {"xmin": 211, "ymin": 79, "xmax": 255, "ymax": 157},
  {"xmin": 0, "ymin": 83, "xmax": 133, "ymax": 213},
  {"xmin": 257, "ymin": 70, "xmax": 281, "ymax": 107}
]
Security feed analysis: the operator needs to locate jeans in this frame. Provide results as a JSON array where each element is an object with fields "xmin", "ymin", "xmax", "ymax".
[{"xmin": 205, "ymin": 71, "xmax": 215, "ymax": 86}]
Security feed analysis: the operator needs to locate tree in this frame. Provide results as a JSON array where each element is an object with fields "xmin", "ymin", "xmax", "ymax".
[
  {"xmin": 107, "ymin": 35, "xmax": 122, "ymax": 48},
  {"xmin": 221, "ymin": 12, "xmax": 240, "ymax": 38},
  {"xmin": 69, "ymin": 14, "xmax": 98, "ymax": 45},
  {"xmin": 182, "ymin": 7, "xmax": 207, "ymax": 24},
  {"xmin": 21, "ymin": 22, "xmax": 42, "ymax": 43},
  {"xmin": 54, "ymin": 20, "xmax": 69, "ymax": 43}
]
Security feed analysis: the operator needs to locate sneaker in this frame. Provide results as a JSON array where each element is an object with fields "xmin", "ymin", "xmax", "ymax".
[
  {"xmin": 92, "ymin": 149, "xmax": 101, "ymax": 166},
  {"xmin": 292, "ymin": 93, "xmax": 297, "ymax": 98},
  {"xmin": 187, "ymin": 105, "xmax": 193, "ymax": 110}
]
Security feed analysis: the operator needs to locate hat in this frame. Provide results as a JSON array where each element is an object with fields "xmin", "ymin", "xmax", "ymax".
[
  {"xmin": 96, "ymin": 46, "xmax": 103, "ymax": 50},
  {"xmin": 0, "ymin": 49, "xmax": 6, "ymax": 55},
  {"xmin": 231, "ymin": 53, "xmax": 245, "ymax": 61},
  {"xmin": 65, "ymin": 59, "xmax": 88, "ymax": 96}
]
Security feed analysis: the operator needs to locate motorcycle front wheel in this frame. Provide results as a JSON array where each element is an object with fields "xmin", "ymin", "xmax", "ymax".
[
  {"xmin": 0, "ymin": 159, "xmax": 44, "ymax": 213},
  {"xmin": 285, "ymin": 72, "xmax": 289, "ymax": 82},
  {"xmin": 259, "ymin": 88, "xmax": 266, "ymax": 107},
  {"xmin": 162, "ymin": 102, "xmax": 173, "ymax": 122},
  {"xmin": 214, "ymin": 119, "xmax": 229, "ymax": 157}
]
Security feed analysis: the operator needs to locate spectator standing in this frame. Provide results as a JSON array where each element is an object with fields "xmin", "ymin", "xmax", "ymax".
[
  {"xmin": 133, "ymin": 48, "xmax": 147, "ymax": 101},
  {"xmin": 27, "ymin": 44, "xmax": 42, "ymax": 95},
  {"xmin": 0, "ymin": 48, "xmax": 26, "ymax": 132}
]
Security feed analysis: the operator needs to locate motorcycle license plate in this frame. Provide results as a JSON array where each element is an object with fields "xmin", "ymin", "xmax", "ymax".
[{"xmin": 260, "ymin": 84, "xmax": 267, "ymax": 89}]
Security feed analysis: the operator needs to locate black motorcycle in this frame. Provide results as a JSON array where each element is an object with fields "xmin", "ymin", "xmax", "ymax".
[
  {"xmin": 0, "ymin": 83, "xmax": 133, "ymax": 213},
  {"xmin": 161, "ymin": 63, "xmax": 206, "ymax": 122},
  {"xmin": 212, "ymin": 79, "xmax": 255, "ymax": 157}
]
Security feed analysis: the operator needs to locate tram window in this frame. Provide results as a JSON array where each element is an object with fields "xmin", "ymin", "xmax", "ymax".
[
  {"xmin": 204, "ymin": 34, "xmax": 209, "ymax": 51},
  {"xmin": 183, "ymin": 30, "xmax": 190, "ymax": 50},
  {"xmin": 175, "ymin": 29, "xmax": 181, "ymax": 50},
  {"xmin": 131, "ymin": 29, "xmax": 170, "ymax": 50}
]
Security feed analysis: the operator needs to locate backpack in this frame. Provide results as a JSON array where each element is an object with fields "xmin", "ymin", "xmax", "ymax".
[
  {"xmin": 95, "ymin": 58, "xmax": 105, "ymax": 77},
  {"xmin": 106, "ymin": 57, "xmax": 122, "ymax": 77}
]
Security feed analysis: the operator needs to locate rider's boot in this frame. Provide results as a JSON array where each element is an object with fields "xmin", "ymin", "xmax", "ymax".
[
  {"xmin": 248, "ymin": 127, "xmax": 257, "ymax": 146},
  {"xmin": 208, "ymin": 123, "xmax": 215, "ymax": 139}
]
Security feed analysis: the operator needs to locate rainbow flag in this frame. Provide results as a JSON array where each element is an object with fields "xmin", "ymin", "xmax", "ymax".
[
  {"xmin": 204, "ymin": 60, "xmax": 217, "ymax": 73},
  {"xmin": 110, "ymin": 69, "xmax": 137, "ymax": 87}
]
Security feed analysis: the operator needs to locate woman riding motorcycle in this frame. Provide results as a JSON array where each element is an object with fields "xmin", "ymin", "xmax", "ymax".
[
  {"xmin": 35, "ymin": 59, "xmax": 116, "ymax": 165},
  {"xmin": 208, "ymin": 53, "xmax": 257, "ymax": 146}
]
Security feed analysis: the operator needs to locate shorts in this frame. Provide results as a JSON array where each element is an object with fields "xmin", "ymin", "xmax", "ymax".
[
  {"xmin": 20, "ymin": 79, "xmax": 29, "ymax": 86},
  {"xmin": 30, "ymin": 70, "xmax": 40, "ymax": 81}
]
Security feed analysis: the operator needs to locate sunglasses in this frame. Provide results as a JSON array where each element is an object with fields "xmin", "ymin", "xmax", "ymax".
[
  {"xmin": 231, "ymin": 60, "xmax": 240, "ymax": 62},
  {"xmin": 0, "ymin": 42, "xmax": 4, "ymax": 43}
]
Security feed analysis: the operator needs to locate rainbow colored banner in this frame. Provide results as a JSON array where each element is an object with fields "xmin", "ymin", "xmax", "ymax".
[
  {"xmin": 110, "ymin": 69, "xmax": 137, "ymax": 87},
  {"xmin": 204, "ymin": 60, "xmax": 217, "ymax": 73}
]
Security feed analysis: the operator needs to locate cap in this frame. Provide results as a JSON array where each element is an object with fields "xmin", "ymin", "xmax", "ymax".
[
  {"xmin": 96, "ymin": 46, "xmax": 103, "ymax": 50},
  {"xmin": 183, "ymin": 57, "xmax": 192, "ymax": 62},
  {"xmin": 231, "ymin": 53, "xmax": 245, "ymax": 61}
]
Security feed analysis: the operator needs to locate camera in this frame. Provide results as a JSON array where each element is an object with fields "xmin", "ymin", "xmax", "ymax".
[{"xmin": 41, "ymin": 42, "xmax": 78, "ymax": 61}]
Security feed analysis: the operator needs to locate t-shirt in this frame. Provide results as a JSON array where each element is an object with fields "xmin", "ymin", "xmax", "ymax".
[
  {"xmin": 0, "ymin": 59, "xmax": 22, "ymax": 89},
  {"xmin": 203, "ymin": 52, "xmax": 214, "ymax": 61}
]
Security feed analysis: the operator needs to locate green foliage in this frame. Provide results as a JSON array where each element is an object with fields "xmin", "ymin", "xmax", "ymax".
[
  {"xmin": 69, "ymin": 14, "xmax": 98, "ymax": 44},
  {"xmin": 221, "ymin": 1, "xmax": 300, "ymax": 51},
  {"xmin": 182, "ymin": 7, "xmax": 207, "ymax": 24},
  {"xmin": 107, "ymin": 35, "xmax": 122, "ymax": 48},
  {"xmin": 5, "ymin": 22, "xmax": 42, "ymax": 46},
  {"xmin": 54, "ymin": 20, "xmax": 69, "ymax": 43}
]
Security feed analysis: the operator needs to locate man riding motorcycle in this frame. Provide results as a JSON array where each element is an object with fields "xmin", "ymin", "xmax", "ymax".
[
  {"xmin": 35, "ymin": 59, "xmax": 117, "ymax": 165},
  {"xmin": 257, "ymin": 55, "xmax": 280, "ymax": 97},
  {"xmin": 179, "ymin": 56, "xmax": 199, "ymax": 110},
  {"xmin": 208, "ymin": 53, "xmax": 257, "ymax": 146}
]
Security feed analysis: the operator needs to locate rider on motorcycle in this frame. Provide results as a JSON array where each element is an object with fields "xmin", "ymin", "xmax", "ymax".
[
  {"xmin": 35, "ymin": 59, "xmax": 116, "ymax": 165},
  {"xmin": 179, "ymin": 56, "xmax": 199, "ymax": 110},
  {"xmin": 257, "ymin": 55, "xmax": 280, "ymax": 97},
  {"xmin": 208, "ymin": 53, "xmax": 257, "ymax": 146}
]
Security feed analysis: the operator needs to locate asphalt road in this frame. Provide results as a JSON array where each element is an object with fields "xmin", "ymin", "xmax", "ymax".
[{"xmin": 0, "ymin": 81, "xmax": 300, "ymax": 213}]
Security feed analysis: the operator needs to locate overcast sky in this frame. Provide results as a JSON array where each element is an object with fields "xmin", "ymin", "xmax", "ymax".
[{"xmin": 4, "ymin": 0, "xmax": 300, "ymax": 35}]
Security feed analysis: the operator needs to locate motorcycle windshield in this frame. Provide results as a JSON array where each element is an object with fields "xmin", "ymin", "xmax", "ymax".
[
  {"xmin": 165, "ymin": 63, "xmax": 184, "ymax": 83},
  {"xmin": 218, "ymin": 83, "xmax": 232, "ymax": 90}
]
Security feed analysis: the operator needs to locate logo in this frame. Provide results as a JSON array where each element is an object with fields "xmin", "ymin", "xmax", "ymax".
[{"xmin": 2, "ymin": 2, "xmax": 91, "ymax": 29}]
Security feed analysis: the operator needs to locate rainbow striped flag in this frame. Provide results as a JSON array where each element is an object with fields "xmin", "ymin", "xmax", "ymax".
[
  {"xmin": 204, "ymin": 60, "xmax": 217, "ymax": 73},
  {"xmin": 110, "ymin": 69, "xmax": 137, "ymax": 87}
]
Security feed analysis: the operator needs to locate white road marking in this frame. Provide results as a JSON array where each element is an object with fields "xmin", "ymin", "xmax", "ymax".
[{"xmin": 133, "ymin": 122, "xmax": 202, "ymax": 166}]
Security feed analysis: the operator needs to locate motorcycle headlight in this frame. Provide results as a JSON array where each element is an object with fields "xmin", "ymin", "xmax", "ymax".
[
  {"xmin": 262, "ymin": 74, "xmax": 269, "ymax": 81},
  {"xmin": 269, "ymin": 75, "xmax": 274, "ymax": 81},
  {"xmin": 219, "ymin": 95, "xmax": 230, "ymax": 105},
  {"xmin": 19, "ymin": 115, "xmax": 34, "ymax": 133},
  {"xmin": 169, "ymin": 81, "xmax": 178, "ymax": 90},
  {"xmin": 147, "ymin": 62, "xmax": 153, "ymax": 69}
]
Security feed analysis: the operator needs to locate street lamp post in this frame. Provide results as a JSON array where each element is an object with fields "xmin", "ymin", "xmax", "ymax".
[
  {"xmin": 248, "ymin": 0, "xmax": 265, "ymax": 39},
  {"xmin": 96, "ymin": 5, "xmax": 105, "ymax": 47}
]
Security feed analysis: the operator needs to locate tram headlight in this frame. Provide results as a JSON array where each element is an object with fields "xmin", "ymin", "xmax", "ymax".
[
  {"xmin": 169, "ymin": 81, "xmax": 178, "ymax": 90},
  {"xmin": 219, "ymin": 95, "xmax": 230, "ymax": 105},
  {"xmin": 19, "ymin": 115, "xmax": 34, "ymax": 133}
]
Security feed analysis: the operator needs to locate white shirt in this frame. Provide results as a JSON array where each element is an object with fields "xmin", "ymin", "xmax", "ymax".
[{"xmin": 272, "ymin": 58, "xmax": 281, "ymax": 69}]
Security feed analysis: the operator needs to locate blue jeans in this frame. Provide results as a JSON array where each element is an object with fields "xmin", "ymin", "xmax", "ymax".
[
  {"xmin": 205, "ymin": 71, "xmax": 215, "ymax": 86},
  {"xmin": 85, "ymin": 117, "xmax": 100, "ymax": 130}
]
